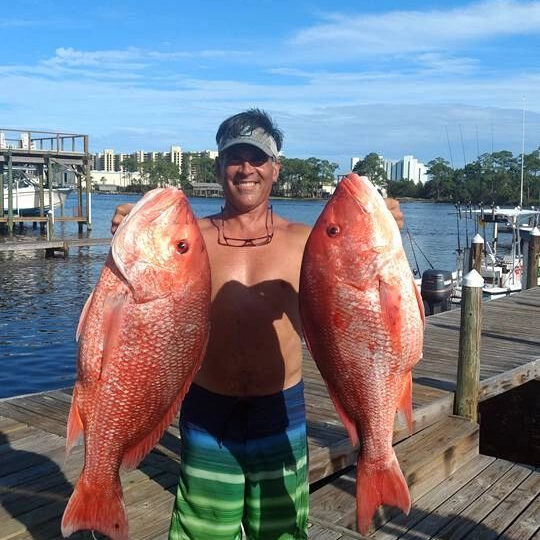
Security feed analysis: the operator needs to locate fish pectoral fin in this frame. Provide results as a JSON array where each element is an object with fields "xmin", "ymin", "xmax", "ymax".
[
  {"xmin": 66, "ymin": 385, "xmax": 84, "ymax": 454},
  {"xmin": 76, "ymin": 291, "xmax": 94, "ymax": 343},
  {"xmin": 378, "ymin": 280, "xmax": 403, "ymax": 354},
  {"xmin": 325, "ymin": 383, "xmax": 359, "ymax": 448},
  {"xmin": 100, "ymin": 293, "xmax": 127, "ymax": 380},
  {"xmin": 121, "ymin": 372, "xmax": 197, "ymax": 470},
  {"xmin": 396, "ymin": 372, "xmax": 413, "ymax": 434}
]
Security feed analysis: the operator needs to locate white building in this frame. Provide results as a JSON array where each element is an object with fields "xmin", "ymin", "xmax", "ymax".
[{"xmin": 350, "ymin": 154, "xmax": 428, "ymax": 184}]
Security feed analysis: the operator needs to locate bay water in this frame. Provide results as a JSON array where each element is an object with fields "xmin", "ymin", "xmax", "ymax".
[{"xmin": 0, "ymin": 194, "xmax": 480, "ymax": 398}]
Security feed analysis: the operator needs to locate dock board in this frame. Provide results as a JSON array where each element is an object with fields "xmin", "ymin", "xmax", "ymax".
[
  {"xmin": 0, "ymin": 288, "xmax": 538, "ymax": 538},
  {"xmin": 310, "ymin": 455, "xmax": 539, "ymax": 540}
]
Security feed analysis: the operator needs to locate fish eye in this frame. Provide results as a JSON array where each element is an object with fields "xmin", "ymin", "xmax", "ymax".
[
  {"xmin": 327, "ymin": 225, "xmax": 340, "ymax": 237},
  {"xmin": 176, "ymin": 240, "xmax": 189, "ymax": 254}
]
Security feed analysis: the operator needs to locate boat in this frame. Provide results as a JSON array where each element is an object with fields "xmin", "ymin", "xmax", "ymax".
[
  {"xmin": 2, "ymin": 171, "xmax": 72, "ymax": 216},
  {"xmin": 460, "ymin": 206, "xmax": 540, "ymax": 296}
]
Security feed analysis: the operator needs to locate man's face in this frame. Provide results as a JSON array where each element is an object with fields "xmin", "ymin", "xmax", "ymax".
[{"xmin": 217, "ymin": 144, "xmax": 280, "ymax": 213}]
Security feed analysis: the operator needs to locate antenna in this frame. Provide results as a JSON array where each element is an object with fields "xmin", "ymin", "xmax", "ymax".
[
  {"xmin": 459, "ymin": 124, "xmax": 466, "ymax": 166},
  {"xmin": 520, "ymin": 99, "xmax": 525, "ymax": 207},
  {"xmin": 445, "ymin": 126, "xmax": 454, "ymax": 168}
]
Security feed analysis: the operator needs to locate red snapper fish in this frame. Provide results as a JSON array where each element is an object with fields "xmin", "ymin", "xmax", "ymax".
[
  {"xmin": 61, "ymin": 188, "xmax": 211, "ymax": 540},
  {"xmin": 299, "ymin": 174, "xmax": 424, "ymax": 534}
]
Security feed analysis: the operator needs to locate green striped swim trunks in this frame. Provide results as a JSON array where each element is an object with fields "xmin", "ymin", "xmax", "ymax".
[{"xmin": 169, "ymin": 381, "xmax": 308, "ymax": 540}]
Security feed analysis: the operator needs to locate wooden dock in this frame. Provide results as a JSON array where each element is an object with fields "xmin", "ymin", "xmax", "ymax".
[{"xmin": 0, "ymin": 288, "xmax": 538, "ymax": 539}]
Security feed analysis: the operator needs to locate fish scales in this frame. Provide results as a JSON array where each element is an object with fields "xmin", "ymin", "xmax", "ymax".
[
  {"xmin": 299, "ymin": 174, "xmax": 424, "ymax": 534},
  {"xmin": 61, "ymin": 188, "xmax": 211, "ymax": 540}
]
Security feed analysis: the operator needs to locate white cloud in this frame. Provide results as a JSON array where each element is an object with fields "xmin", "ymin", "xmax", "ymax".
[{"xmin": 291, "ymin": 1, "xmax": 540, "ymax": 58}]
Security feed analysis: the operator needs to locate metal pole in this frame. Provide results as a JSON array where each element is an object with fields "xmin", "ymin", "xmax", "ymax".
[
  {"xmin": 469, "ymin": 234, "xmax": 484, "ymax": 273},
  {"xmin": 454, "ymin": 269, "xmax": 484, "ymax": 423},
  {"xmin": 7, "ymin": 150, "xmax": 13, "ymax": 232},
  {"xmin": 525, "ymin": 227, "xmax": 540, "ymax": 289}
]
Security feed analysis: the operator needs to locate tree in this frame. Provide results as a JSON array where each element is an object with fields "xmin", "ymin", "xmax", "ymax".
[
  {"xmin": 425, "ymin": 158, "xmax": 455, "ymax": 201},
  {"xmin": 121, "ymin": 155, "xmax": 141, "ymax": 189},
  {"xmin": 352, "ymin": 153, "xmax": 388, "ymax": 187},
  {"xmin": 140, "ymin": 156, "xmax": 181, "ymax": 189}
]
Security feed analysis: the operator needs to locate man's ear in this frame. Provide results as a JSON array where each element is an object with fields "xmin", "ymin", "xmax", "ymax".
[
  {"xmin": 214, "ymin": 157, "xmax": 223, "ymax": 183},
  {"xmin": 272, "ymin": 160, "xmax": 281, "ymax": 184}
]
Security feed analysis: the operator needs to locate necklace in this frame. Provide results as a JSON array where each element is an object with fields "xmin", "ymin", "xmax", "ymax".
[{"xmin": 218, "ymin": 206, "xmax": 274, "ymax": 247}]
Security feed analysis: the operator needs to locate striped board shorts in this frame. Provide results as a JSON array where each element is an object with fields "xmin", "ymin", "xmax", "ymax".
[{"xmin": 169, "ymin": 381, "xmax": 309, "ymax": 540}]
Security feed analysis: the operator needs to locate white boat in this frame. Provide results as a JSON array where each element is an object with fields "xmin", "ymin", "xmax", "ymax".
[
  {"xmin": 465, "ymin": 207, "xmax": 539, "ymax": 295},
  {"xmin": 2, "ymin": 175, "xmax": 72, "ymax": 216}
]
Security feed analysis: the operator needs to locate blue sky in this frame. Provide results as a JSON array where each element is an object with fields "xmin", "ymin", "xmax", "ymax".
[{"xmin": 2, "ymin": 0, "xmax": 540, "ymax": 172}]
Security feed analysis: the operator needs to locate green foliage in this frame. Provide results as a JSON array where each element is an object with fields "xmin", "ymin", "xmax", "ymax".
[
  {"xmin": 140, "ymin": 156, "xmax": 181, "ymax": 188},
  {"xmin": 277, "ymin": 157, "xmax": 338, "ymax": 198},
  {"xmin": 417, "ymin": 148, "xmax": 540, "ymax": 204},
  {"xmin": 387, "ymin": 179, "xmax": 421, "ymax": 198},
  {"xmin": 121, "ymin": 155, "xmax": 139, "ymax": 173},
  {"xmin": 352, "ymin": 153, "xmax": 388, "ymax": 187}
]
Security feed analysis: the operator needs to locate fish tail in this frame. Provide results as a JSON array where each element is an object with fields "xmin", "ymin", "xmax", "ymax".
[
  {"xmin": 61, "ymin": 474, "xmax": 127, "ymax": 540},
  {"xmin": 355, "ymin": 452, "xmax": 411, "ymax": 535}
]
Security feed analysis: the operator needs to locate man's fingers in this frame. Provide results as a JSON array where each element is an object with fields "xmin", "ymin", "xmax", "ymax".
[
  {"xmin": 111, "ymin": 203, "xmax": 135, "ymax": 235},
  {"xmin": 385, "ymin": 198, "xmax": 404, "ymax": 229}
]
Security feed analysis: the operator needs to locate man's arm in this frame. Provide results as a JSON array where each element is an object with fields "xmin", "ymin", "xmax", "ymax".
[
  {"xmin": 111, "ymin": 203, "xmax": 135, "ymax": 234},
  {"xmin": 385, "ymin": 198, "xmax": 404, "ymax": 229}
]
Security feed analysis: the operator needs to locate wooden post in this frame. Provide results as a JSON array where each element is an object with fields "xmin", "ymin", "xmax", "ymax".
[
  {"xmin": 525, "ymin": 227, "xmax": 540, "ymax": 289},
  {"xmin": 84, "ymin": 135, "xmax": 92, "ymax": 231},
  {"xmin": 46, "ymin": 210, "xmax": 54, "ymax": 241},
  {"xmin": 7, "ymin": 150, "xmax": 13, "ymax": 232},
  {"xmin": 469, "ymin": 234, "xmax": 484, "ymax": 272},
  {"xmin": 454, "ymin": 269, "xmax": 484, "ymax": 422}
]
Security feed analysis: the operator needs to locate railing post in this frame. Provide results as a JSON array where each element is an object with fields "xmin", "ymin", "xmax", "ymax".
[
  {"xmin": 469, "ymin": 234, "xmax": 484, "ymax": 272},
  {"xmin": 7, "ymin": 150, "xmax": 13, "ymax": 232},
  {"xmin": 454, "ymin": 269, "xmax": 484, "ymax": 422},
  {"xmin": 525, "ymin": 227, "xmax": 540, "ymax": 289}
]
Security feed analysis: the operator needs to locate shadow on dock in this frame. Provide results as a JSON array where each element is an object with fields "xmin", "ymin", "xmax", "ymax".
[{"xmin": 0, "ymin": 431, "xmax": 73, "ymax": 539}]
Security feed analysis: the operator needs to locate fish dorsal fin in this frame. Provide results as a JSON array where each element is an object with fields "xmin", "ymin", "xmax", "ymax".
[
  {"xmin": 100, "ymin": 293, "xmax": 127, "ymax": 380},
  {"xmin": 76, "ymin": 291, "xmax": 94, "ymax": 342},
  {"xmin": 378, "ymin": 279, "xmax": 403, "ymax": 354}
]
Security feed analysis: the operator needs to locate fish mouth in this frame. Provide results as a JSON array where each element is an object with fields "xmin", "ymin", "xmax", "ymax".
[
  {"xmin": 123, "ymin": 188, "xmax": 194, "ymax": 228},
  {"xmin": 339, "ymin": 174, "xmax": 378, "ymax": 212}
]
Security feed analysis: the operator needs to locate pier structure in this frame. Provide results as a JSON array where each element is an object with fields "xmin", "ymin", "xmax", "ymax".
[
  {"xmin": 0, "ymin": 288, "xmax": 538, "ymax": 538},
  {"xmin": 0, "ymin": 128, "xmax": 91, "ymax": 235}
]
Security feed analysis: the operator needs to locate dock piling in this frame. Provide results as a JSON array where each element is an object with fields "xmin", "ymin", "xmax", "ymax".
[
  {"xmin": 469, "ymin": 234, "xmax": 484, "ymax": 273},
  {"xmin": 525, "ymin": 227, "xmax": 540, "ymax": 289},
  {"xmin": 454, "ymin": 269, "xmax": 484, "ymax": 422}
]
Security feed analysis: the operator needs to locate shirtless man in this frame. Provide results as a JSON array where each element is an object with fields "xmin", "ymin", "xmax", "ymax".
[{"xmin": 112, "ymin": 109, "xmax": 403, "ymax": 540}]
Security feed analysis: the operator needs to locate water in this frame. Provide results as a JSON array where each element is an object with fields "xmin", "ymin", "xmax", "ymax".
[{"xmin": 0, "ymin": 194, "xmax": 471, "ymax": 399}]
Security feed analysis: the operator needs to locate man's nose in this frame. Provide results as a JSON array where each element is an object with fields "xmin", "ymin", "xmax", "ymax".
[{"xmin": 239, "ymin": 159, "xmax": 256, "ymax": 173}]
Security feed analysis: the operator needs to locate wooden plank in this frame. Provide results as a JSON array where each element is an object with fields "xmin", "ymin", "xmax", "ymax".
[
  {"xmin": 470, "ymin": 468, "xmax": 540, "ymax": 540},
  {"xmin": 371, "ymin": 454, "xmax": 496, "ymax": 540},
  {"xmin": 434, "ymin": 463, "xmax": 534, "ymax": 539},
  {"xmin": 396, "ymin": 458, "xmax": 515, "ymax": 540},
  {"xmin": 501, "ymin": 495, "xmax": 540, "ymax": 540}
]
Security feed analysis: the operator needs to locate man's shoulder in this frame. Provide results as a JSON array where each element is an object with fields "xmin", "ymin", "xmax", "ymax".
[{"xmin": 275, "ymin": 216, "xmax": 311, "ymax": 244}]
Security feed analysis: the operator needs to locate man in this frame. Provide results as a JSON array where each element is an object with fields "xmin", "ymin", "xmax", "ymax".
[{"xmin": 112, "ymin": 109, "xmax": 403, "ymax": 539}]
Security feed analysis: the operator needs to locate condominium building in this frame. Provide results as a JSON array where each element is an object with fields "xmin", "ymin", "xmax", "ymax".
[
  {"xmin": 350, "ymin": 154, "xmax": 428, "ymax": 184},
  {"xmin": 93, "ymin": 146, "xmax": 184, "ymax": 174}
]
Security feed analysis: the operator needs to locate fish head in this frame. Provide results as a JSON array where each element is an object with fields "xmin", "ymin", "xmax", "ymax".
[
  {"xmin": 111, "ymin": 188, "xmax": 208, "ymax": 303},
  {"xmin": 307, "ymin": 174, "xmax": 401, "ymax": 274}
]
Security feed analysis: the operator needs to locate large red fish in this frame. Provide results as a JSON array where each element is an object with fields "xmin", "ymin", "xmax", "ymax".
[
  {"xmin": 299, "ymin": 174, "xmax": 424, "ymax": 534},
  {"xmin": 61, "ymin": 188, "xmax": 211, "ymax": 540}
]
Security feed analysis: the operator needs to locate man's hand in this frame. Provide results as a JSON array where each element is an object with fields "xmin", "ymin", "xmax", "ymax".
[
  {"xmin": 111, "ymin": 203, "xmax": 135, "ymax": 235},
  {"xmin": 385, "ymin": 198, "xmax": 404, "ymax": 229}
]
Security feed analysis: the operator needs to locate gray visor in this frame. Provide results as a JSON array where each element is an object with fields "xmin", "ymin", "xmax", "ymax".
[{"xmin": 218, "ymin": 127, "xmax": 279, "ymax": 159}]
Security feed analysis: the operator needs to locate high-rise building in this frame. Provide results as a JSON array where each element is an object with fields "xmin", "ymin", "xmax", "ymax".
[{"xmin": 349, "ymin": 153, "xmax": 428, "ymax": 184}]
